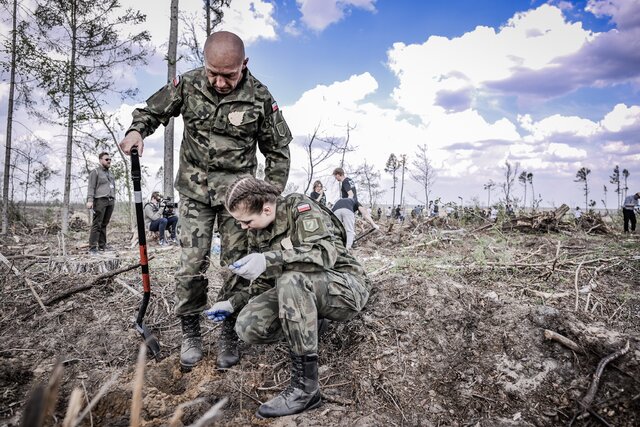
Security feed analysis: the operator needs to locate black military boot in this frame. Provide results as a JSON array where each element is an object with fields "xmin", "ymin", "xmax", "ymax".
[
  {"xmin": 257, "ymin": 353, "xmax": 321, "ymax": 418},
  {"xmin": 317, "ymin": 318, "xmax": 331, "ymax": 337},
  {"xmin": 180, "ymin": 314, "xmax": 203, "ymax": 369},
  {"xmin": 216, "ymin": 318, "xmax": 239, "ymax": 369}
]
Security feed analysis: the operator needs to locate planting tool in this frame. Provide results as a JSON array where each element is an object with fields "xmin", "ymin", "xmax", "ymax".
[{"xmin": 130, "ymin": 148, "xmax": 161, "ymax": 359}]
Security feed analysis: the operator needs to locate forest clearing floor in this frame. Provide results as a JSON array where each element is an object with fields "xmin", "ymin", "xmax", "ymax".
[{"xmin": 1, "ymin": 215, "xmax": 639, "ymax": 426}]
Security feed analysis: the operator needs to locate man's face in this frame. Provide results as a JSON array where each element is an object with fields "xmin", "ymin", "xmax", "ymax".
[
  {"xmin": 333, "ymin": 174, "xmax": 344, "ymax": 182},
  {"xmin": 100, "ymin": 155, "xmax": 111, "ymax": 169},
  {"xmin": 204, "ymin": 52, "xmax": 247, "ymax": 95}
]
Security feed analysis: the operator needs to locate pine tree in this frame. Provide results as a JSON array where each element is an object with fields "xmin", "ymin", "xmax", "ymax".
[
  {"xmin": 575, "ymin": 167, "xmax": 591, "ymax": 211},
  {"xmin": 610, "ymin": 165, "xmax": 621, "ymax": 209},
  {"xmin": 385, "ymin": 154, "xmax": 400, "ymax": 207},
  {"xmin": 22, "ymin": 0, "xmax": 150, "ymax": 233}
]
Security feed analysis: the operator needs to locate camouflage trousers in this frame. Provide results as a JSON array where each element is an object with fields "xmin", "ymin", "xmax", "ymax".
[
  {"xmin": 235, "ymin": 269, "xmax": 369, "ymax": 354},
  {"xmin": 174, "ymin": 196, "xmax": 250, "ymax": 316}
]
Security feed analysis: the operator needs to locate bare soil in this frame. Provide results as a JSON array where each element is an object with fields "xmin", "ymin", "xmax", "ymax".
[{"xmin": 1, "ymin": 215, "xmax": 639, "ymax": 426}]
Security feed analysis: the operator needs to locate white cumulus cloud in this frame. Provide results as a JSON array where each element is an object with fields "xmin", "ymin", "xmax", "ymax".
[
  {"xmin": 387, "ymin": 4, "xmax": 593, "ymax": 117},
  {"xmin": 296, "ymin": 0, "xmax": 377, "ymax": 31}
]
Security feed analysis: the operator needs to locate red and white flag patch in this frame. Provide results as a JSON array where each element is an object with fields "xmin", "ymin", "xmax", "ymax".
[
  {"xmin": 173, "ymin": 75, "xmax": 180, "ymax": 87},
  {"xmin": 297, "ymin": 203, "xmax": 311, "ymax": 213},
  {"xmin": 272, "ymin": 101, "xmax": 279, "ymax": 112}
]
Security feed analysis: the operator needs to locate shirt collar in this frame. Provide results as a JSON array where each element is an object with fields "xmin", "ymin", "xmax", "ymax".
[{"xmin": 193, "ymin": 68, "xmax": 255, "ymax": 104}]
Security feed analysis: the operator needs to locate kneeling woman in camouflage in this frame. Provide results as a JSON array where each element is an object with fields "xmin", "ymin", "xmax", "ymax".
[{"xmin": 205, "ymin": 177, "xmax": 370, "ymax": 418}]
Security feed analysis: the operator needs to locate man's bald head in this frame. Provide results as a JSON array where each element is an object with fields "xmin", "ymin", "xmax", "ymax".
[
  {"xmin": 204, "ymin": 31, "xmax": 245, "ymax": 67},
  {"xmin": 203, "ymin": 31, "xmax": 248, "ymax": 94}
]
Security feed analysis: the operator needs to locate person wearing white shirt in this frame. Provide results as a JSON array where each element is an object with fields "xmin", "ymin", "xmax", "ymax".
[{"xmin": 622, "ymin": 192, "xmax": 640, "ymax": 233}]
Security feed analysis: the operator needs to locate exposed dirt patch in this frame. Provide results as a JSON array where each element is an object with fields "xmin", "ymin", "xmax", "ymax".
[{"xmin": 1, "ymin": 218, "xmax": 639, "ymax": 426}]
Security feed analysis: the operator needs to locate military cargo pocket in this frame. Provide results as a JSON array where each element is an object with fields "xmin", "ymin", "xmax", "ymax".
[
  {"xmin": 273, "ymin": 110, "xmax": 291, "ymax": 142},
  {"xmin": 225, "ymin": 107, "xmax": 260, "ymax": 139},
  {"xmin": 279, "ymin": 304, "xmax": 303, "ymax": 322},
  {"xmin": 327, "ymin": 272, "xmax": 368, "ymax": 312},
  {"xmin": 186, "ymin": 95, "xmax": 215, "ymax": 121}
]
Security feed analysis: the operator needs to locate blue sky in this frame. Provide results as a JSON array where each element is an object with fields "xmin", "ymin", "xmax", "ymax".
[{"xmin": 2, "ymin": 0, "xmax": 639, "ymax": 209}]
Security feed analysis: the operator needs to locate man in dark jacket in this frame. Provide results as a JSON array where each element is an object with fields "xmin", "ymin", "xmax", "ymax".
[{"xmin": 86, "ymin": 152, "xmax": 116, "ymax": 254}]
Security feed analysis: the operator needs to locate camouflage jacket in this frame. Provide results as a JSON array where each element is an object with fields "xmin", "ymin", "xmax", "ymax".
[
  {"xmin": 248, "ymin": 194, "xmax": 370, "ymax": 289},
  {"xmin": 127, "ymin": 68, "xmax": 292, "ymax": 206}
]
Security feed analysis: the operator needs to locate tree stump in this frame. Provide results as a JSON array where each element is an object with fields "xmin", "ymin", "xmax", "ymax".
[{"xmin": 47, "ymin": 254, "xmax": 123, "ymax": 274}]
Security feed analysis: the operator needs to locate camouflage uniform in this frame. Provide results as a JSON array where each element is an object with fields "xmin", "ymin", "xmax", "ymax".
[
  {"xmin": 235, "ymin": 194, "xmax": 370, "ymax": 355},
  {"xmin": 127, "ymin": 68, "xmax": 292, "ymax": 315}
]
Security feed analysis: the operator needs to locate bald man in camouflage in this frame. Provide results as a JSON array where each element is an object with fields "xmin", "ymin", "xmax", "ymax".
[{"xmin": 120, "ymin": 31, "xmax": 292, "ymax": 369}]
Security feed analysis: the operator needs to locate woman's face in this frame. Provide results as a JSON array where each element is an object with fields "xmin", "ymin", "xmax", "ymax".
[
  {"xmin": 315, "ymin": 184, "xmax": 323, "ymax": 192},
  {"xmin": 230, "ymin": 202, "xmax": 276, "ymax": 230}
]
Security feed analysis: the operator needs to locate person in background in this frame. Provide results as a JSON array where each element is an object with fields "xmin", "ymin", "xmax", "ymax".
[
  {"xmin": 309, "ymin": 180, "xmax": 326, "ymax": 206},
  {"xmin": 332, "ymin": 167, "xmax": 357, "ymax": 200},
  {"xmin": 332, "ymin": 198, "xmax": 358, "ymax": 250},
  {"xmin": 86, "ymin": 152, "xmax": 116, "ymax": 254},
  {"xmin": 574, "ymin": 206, "xmax": 582, "ymax": 224},
  {"xmin": 489, "ymin": 206, "xmax": 498, "ymax": 222},
  {"xmin": 119, "ymin": 31, "xmax": 292, "ymax": 370},
  {"xmin": 144, "ymin": 191, "xmax": 178, "ymax": 245},
  {"xmin": 622, "ymin": 192, "xmax": 640, "ymax": 233},
  {"xmin": 205, "ymin": 177, "xmax": 370, "ymax": 418}
]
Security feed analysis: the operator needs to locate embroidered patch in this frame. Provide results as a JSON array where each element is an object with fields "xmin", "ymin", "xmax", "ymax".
[
  {"xmin": 302, "ymin": 218, "xmax": 319, "ymax": 232},
  {"xmin": 173, "ymin": 75, "xmax": 180, "ymax": 87},
  {"xmin": 297, "ymin": 203, "xmax": 311, "ymax": 213},
  {"xmin": 272, "ymin": 101, "xmax": 279, "ymax": 112},
  {"xmin": 228, "ymin": 111, "xmax": 245, "ymax": 126}
]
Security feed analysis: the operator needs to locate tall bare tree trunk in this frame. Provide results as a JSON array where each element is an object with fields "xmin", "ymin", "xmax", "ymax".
[
  {"xmin": 61, "ymin": 2, "xmax": 78, "ymax": 234},
  {"xmin": 164, "ymin": 0, "xmax": 179, "ymax": 200},
  {"xmin": 22, "ymin": 156, "xmax": 32, "ymax": 216},
  {"xmin": 205, "ymin": 0, "xmax": 212, "ymax": 35},
  {"xmin": 399, "ymin": 155, "xmax": 406, "ymax": 206},
  {"xmin": 2, "ymin": 0, "xmax": 18, "ymax": 235}
]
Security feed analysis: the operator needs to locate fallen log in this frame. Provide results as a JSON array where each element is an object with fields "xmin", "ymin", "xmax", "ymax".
[{"xmin": 504, "ymin": 204, "xmax": 572, "ymax": 233}]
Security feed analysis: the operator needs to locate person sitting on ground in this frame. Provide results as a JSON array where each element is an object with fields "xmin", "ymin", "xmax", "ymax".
[
  {"xmin": 204, "ymin": 177, "xmax": 370, "ymax": 418},
  {"xmin": 309, "ymin": 180, "xmax": 326, "ymax": 206},
  {"xmin": 144, "ymin": 191, "xmax": 178, "ymax": 245}
]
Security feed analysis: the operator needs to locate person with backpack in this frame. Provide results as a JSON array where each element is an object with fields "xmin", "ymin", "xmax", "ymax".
[{"xmin": 204, "ymin": 177, "xmax": 370, "ymax": 418}]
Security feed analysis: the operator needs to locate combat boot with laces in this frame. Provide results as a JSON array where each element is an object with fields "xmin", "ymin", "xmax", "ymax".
[
  {"xmin": 257, "ymin": 352, "xmax": 321, "ymax": 418},
  {"xmin": 217, "ymin": 318, "xmax": 240, "ymax": 369},
  {"xmin": 180, "ymin": 314, "xmax": 203, "ymax": 369}
]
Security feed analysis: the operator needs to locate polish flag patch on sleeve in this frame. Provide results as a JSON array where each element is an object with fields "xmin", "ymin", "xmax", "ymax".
[
  {"xmin": 173, "ymin": 75, "xmax": 180, "ymax": 87},
  {"xmin": 272, "ymin": 101, "xmax": 279, "ymax": 112},
  {"xmin": 297, "ymin": 203, "xmax": 311, "ymax": 213}
]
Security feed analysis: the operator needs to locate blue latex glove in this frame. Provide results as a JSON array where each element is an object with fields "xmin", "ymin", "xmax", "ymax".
[
  {"xmin": 204, "ymin": 300, "xmax": 234, "ymax": 322},
  {"xmin": 228, "ymin": 253, "xmax": 266, "ymax": 280}
]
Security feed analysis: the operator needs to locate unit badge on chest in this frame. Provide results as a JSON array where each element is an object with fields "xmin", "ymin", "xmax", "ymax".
[{"xmin": 228, "ymin": 111, "xmax": 245, "ymax": 126}]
